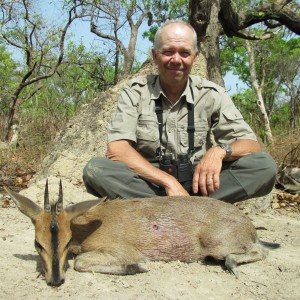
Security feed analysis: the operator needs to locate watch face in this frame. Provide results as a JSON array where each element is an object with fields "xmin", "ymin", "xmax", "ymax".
[
  {"xmin": 223, "ymin": 144, "xmax": 230, "ymax": 151},
  {"xmin": 219, "ymin": 144, "xmax": 232, "ymax": 159}
]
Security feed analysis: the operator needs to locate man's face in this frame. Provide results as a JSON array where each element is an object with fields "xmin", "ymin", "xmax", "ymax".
[{"xmin": 152, "ymin": 24, "xmax": 197, "ymax": 87}]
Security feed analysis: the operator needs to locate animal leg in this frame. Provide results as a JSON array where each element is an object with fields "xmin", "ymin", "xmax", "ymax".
[
  {"xmin": 225, "ymin": 245, "xmax": 268, "ymax": 277},
  {"xmin": 74, "ymin": 250, "xmax": 147, "ymax": 275}
]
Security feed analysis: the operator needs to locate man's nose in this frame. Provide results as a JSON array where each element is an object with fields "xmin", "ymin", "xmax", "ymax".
[{"xmin": 170, "ymin": 52, "xmax": 181, "ymax": 62}]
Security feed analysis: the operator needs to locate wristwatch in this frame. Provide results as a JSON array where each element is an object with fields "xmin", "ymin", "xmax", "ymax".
[{"xmin": 217, "ymin": 143, "xmax": 232, "ymax": 161}]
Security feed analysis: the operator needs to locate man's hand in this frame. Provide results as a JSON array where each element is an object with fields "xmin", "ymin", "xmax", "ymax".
[
  {"xmin": 192, "ymin": 146, "xmax": 226, "ymax": 196},
  {"xmin": 164, "ymin": 176, "xmax": 190, "ymax": 196},
  {"xmin": 192, "ymin": 139, "xmax": 262, "ymax": 196},
  {"xmin": 107, "ymin": 140, "xmax": 189, "ymax": 197}
]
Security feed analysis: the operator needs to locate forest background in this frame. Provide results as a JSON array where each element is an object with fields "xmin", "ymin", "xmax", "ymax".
[{"xmin": 0, "ymin": 0, "xmax": 299, "ymax": 189}]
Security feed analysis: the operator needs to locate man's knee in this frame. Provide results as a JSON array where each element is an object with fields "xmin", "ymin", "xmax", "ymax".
[
  {"xmin": 236, "ymin": 152, "xmax": 277, "ymax": 198},
  {"xmin": 256, "ymin": 152, "xmax": 277, "ymax": 195},
  {"xmin": 83, "ymin": 157, "xmax": 107, "ymax": 178},
  {"xmin": 83, "ymin": 157, "xmax": 114, "ymax": 196},
  {"xmin": 242, "ymin": 152, "xmax": 277, "ymax": 180},
  {"xmin": 84, "ymin": 157, "xmax": 107, "ymax": 168}
]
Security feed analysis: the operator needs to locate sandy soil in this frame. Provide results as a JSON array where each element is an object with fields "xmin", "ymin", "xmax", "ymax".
[
  {"xmin": 2, "ymin": 58, "xmax": 299, "ymax": 299},
  {"xmin": 1, "ymin": 179, "xmax": 299, "ymax": 300}
]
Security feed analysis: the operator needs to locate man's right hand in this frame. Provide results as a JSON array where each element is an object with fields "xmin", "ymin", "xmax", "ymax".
[
  {"xmin": 107, "ymin": 140, "xmax": 190, "ymax": 197},
  {"xmin": 163, "ymin": 176, "xmax": 190, "ymax": 196}
]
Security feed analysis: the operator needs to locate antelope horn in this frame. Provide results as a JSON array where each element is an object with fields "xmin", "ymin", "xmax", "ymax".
[
  {"xmin": 44, "ymin": 179, "xmax": 50, "ymax": 212},
  {"xmin": 56, "ymin": 179, "xmax": 63, "ymax": 215}
]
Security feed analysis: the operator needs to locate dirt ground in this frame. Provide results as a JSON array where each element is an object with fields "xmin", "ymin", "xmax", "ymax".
[
  {"xmin": 1, "ymin": 178, "xmax": 299, "ymax": 300},
  {"xmin": 1, "ymin": 54, "xmax": 299, "ymax": 299}
]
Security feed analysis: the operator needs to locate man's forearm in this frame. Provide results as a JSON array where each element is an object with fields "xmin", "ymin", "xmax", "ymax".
[
  {"xmin": 230, "ymin": 139, "xmax": 261, "ymax": 160},
  {"xmin": 106, "ymin": 140, "xmax": 177, "ymax": 189},
  {"xmin": 218, "ymin": 139, "xmax": 261, "ymax": 161}
]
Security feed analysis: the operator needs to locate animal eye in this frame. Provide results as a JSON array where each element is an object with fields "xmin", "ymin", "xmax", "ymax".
[{"xmin": 34, "ymin": 240, "xmax": 44, "ymax": 252}]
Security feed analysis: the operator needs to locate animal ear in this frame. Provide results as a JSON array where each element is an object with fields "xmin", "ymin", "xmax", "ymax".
[
  {"xmin": 4, "ymin": 187, "xmax": 42, "ymax": 219},
  {"xmin": 64, "ymin": 199, "xmax": 103, "ymax": 220}
]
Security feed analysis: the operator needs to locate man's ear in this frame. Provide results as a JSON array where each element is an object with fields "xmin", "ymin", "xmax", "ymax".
[
  {"xmin": 193, "ymin": 51, "xmax": 199, "ymax": 62},
  {"xmin": 152, "ymin": 48, "xmax": 158, "ymax": 65}
]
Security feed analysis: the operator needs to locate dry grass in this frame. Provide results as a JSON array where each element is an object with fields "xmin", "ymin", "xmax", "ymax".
[
  {"xmin": 1, "ymin": 128, "xmax": 299, "ymax": 193},
  {"xmin": 268, "ymin": 128, "xmax": 300, "ymax": 169},
  {"xmin": 0, "ymin": 141, "xmax": 50, "ymax": 192}
]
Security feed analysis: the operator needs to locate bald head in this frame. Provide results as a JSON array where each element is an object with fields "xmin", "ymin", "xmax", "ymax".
[{"xmin": 153, "ymin": 21, "xmax": 198, "ymax": 54}]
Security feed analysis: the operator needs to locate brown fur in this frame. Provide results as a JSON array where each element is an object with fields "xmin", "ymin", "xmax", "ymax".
[{"xmin": 5, "ymin": 186, "xmax": 278, "ymax": 287}]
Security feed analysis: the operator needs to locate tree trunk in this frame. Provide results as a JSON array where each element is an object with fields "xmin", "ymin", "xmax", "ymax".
[
  {"xmin": 245, "ymin": 40, "xmax": 274, "ymax": 144},
  {"xmin": 114, "ymin": 43, "xmax": 120, "ymax": 85},
  {"xmin": 4, "ymin": 92, "xmax": 22, "ymax": 145},
  {"xmin": 289, "ymin": 85, "xmax": 299, "ymax": 129},
  {"xmin": 120, "ymin": 25, "xmax": 138, "ymax": 80},
  {"xmin": 189, "ymin": 0, "xmax": 225, "ymax": 86}
]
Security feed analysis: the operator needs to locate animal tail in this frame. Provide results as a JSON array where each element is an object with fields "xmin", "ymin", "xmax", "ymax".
[{"xmin": 259, "ymin": 240, "xmax": 280, "ymax": 249}]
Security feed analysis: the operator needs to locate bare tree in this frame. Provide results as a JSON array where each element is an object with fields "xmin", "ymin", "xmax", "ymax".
[
  {"xmin": 288, "ymin": 83, "xmax": 300, "ymax": 128},
  {"xmin": 89, "ymin": 0, "xmax": 151, "ymax": 82},
  {"xmin": 281, "ymin": 60, "xmax": 300, "ymax": 129},
  {"xmin": 245, "ymin": 40, "xmax": 274, "ymax": 143},
  {"xmin": 189, "ymin": 0, "xmax": 300, "ymax": 85},
  {"xmin": 189, "ymin": 0, "xmax": 299, "ymax": 144},
  {"xmin": 0, "ymin": 0, "xmax": 86, "ymax": 144},
  {"xmin": 87, "ymin": 0, "xmax": 188, "ymax": 82}
]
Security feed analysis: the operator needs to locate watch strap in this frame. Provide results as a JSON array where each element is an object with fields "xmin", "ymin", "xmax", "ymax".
[{"xmin": 218, "ymin": 143, "xmax": 232, "ymax": 161}]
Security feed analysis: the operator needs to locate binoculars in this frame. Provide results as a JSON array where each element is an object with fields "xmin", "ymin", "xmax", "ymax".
[{"xmin": 159, "ymin": 153, "xmax": 193, "ymax": 190}]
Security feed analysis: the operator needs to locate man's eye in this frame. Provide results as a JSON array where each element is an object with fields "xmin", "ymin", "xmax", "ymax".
[
  {"xmin": 162, "ymin": 51, "xmax": 174, "ymax": 56},
  {"xmin": 180, "ymin": 52, "xmax": 190, "ymax": 58},
  {"xmin": 161, "ymin": 51, "xmax": 191, "ymax": 58}
]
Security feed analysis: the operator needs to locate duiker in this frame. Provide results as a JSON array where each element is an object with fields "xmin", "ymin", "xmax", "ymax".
[{"xmin": 5, "ymin": 180, "xmax": 279, "ymax": 286}]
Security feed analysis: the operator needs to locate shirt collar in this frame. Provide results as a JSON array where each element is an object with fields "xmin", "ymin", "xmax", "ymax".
[{"xmin": 151, "ymin": 76, "xmax": 194, "ymax": 105}]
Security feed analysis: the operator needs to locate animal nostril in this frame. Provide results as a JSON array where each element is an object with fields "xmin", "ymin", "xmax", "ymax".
[
  {"xmin": 47, "ymin": 278, "xmax": 65, "ymax": 287},
  {"xmin": 56, "ymin": 279, "xmax": 65, "ymax": 287}
]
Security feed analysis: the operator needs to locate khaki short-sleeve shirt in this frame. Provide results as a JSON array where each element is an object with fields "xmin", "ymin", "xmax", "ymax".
[{"xmin": 107, "ymin": 75, "xmax": 257, "ymax": 161}]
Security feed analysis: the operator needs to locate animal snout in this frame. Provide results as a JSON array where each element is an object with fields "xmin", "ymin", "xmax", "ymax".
[
  {"xmin": 47, "ymin": 276, "xmax": 65, "ymax": 287},
  {"xmin": 46, "ymin": 274, "xmax": 65, "ymax": 287}
]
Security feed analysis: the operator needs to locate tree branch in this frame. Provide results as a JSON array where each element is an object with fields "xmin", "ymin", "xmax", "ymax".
[
  {"xmin": 241, "ymin": 2, "xmax": 300, "ymax": 35},
  {"xmin": 219, "ymin": 0, "xmax": 300, "ymax": 39}
]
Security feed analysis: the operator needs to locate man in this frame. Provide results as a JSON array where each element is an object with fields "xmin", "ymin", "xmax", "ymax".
[{"xmin": 83, "ymin": 20, "xmax": 277, "ymax": 203}]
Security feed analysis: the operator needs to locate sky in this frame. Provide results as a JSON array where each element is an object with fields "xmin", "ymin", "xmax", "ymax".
[
  {"xmin": 10, "ymin": 1, "xmax": 246, "ymax": 95},
  {"xmin": 66, "ymin": 18, "xmax": 247, "ymax": 94}
]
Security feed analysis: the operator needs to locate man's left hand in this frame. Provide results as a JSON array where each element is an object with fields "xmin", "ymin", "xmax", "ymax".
[{"xmin": 192, "ymin": 146, "xmax": 226, "ymax": 196}]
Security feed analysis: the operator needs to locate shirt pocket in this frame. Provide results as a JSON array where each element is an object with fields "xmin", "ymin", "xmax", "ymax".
[
  {"xmin": 220, "ymin": 110, "xmax": 251, "ymax": 137},
  {"xmin": 222, "ymin": 110, "xmax": 244, "ymax": 122},
  {"xmin": 178, "ymin": 121, "xmax": 209, "ymax": 150},
  {"xmin": 136, "ymin": 115, "xmax": 160, "ymax": 157}
]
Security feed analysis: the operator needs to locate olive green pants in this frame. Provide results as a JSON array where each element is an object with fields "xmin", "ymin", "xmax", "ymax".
[{"xmin": 83, "ymin": 152, "xmax": 277, "ymax": 203}]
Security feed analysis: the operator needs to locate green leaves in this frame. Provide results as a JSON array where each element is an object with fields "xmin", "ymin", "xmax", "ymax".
[{"xmin": 221, "ymin": 31, "xmax": 300, "ymax": 135}]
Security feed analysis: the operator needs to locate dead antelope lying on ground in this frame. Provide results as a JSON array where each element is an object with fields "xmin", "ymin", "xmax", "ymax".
[{"xmin": 5, "ymin": 180, "xmax": 279, "ymax": 286}]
